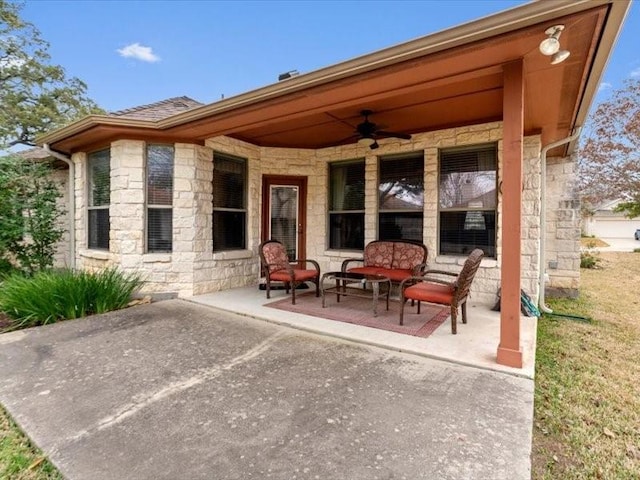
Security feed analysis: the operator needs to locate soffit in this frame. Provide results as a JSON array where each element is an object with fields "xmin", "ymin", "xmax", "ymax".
[{"xmin": 41, "ymin": 3, "xmax": 620, "ymax": 155}]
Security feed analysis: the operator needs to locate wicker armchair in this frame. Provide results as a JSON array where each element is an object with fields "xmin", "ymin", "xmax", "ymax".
[
  {"xmin": 258, "ymin": 240, "xmax": 320, "ymax": 305},
  {"xmin": 399, "ymin": 249, "xmax": 484, "ymax": 334}
]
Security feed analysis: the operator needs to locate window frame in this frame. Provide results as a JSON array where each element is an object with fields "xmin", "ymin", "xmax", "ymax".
[
  {"xmin": 437, "ymin": 142, "xmax": 498, "ymax": 258},
  {"xmin": 87, "ymin": 148, "xmax": 110, "ymax": 250},
  {"xmin": 377, "ymin": 152, "xmax": 425, "ymax": 243},
  {"xmin": 212, "ymin": 152, "xmax": 248, "ymax": 252},
  {"xmin": 327, "ymin": 158, "xmax": 365, "ymax": 251},
  {"xmin": 145, "ymin": 144, "xmax": 174, "ymax": 253}
]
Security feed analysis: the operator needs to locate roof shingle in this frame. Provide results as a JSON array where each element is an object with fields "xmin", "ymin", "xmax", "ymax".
[{"xmin": 109, "ymin": 96, "xmax": 204, "ymax": 121}]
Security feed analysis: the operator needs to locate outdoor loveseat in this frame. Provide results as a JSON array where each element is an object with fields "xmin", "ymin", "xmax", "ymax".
[{"xmin": 341, "ymin": 240, "xmax": 428, "ymax": 284}]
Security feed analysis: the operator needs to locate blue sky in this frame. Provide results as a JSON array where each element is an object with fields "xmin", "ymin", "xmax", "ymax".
[{"xmin": 21, "ymin": 0, "xmax": 639, "ymax": 113}]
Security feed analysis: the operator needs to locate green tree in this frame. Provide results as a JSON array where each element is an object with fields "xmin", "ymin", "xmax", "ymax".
[
  {"xmin": 0, "ymin": 0, "xmax": 103, "ymax": 148},
  {"xmin": 578, "ymin": 79, "xmax": 640, "ymax": 217},
  {"xmin": 0, "ymin": 155, "xmax": 65, "ymax": 274},
  {"xmin": 614, "ymin": 196, "xmax": 640, "ymax": 218}
]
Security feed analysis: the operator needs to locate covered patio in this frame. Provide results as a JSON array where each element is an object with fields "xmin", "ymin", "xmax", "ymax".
[
  {"xmin": 37, "ymin": 0, "xmax": 630, "ymax": 371},
  {"xmin": 188, "ymin": 286, "xmax": 537, "ymax": 378}
]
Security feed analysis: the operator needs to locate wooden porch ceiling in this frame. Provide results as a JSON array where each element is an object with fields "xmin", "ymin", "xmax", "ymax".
[
  {"xmin": 193, "ymin": 6, "xmax": 606, "ymax": 151},
  {"xmin": 42, "ymin": 4, "xmax": 613, "ymax": 155}
]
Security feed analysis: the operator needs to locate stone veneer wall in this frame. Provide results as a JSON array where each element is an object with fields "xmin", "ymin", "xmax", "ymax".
[
  {"xmin": 522, "ymin": 136, "xmax": 544, "ymax": 299},
  {"xmin": 72, "ymin": 151, "xmax": 99, "ymax": 271},
  {"xmin": 69, "ymin": 120, "xmax": 582, "ymax": 303},
  {"xmin": 193, "ymin": 138, "xmax": 262, "ymax": 295},
  {"xmin": 75, "ymin": 141, "xmax": 221, "ymax": 297},
  {"xmin": 543, "ymin": 155, "xmax": 581, "ymax": 297},
  {"xmin": 51, "ymin": 168, "xmax": 71, "ymax": 268},
  {"xmin": 311, "ymin": 122, "xmax": 542, "ymax": 305},
  {"xmin": 197, "ymin": 121, "xmax": 544, "ymax": 305}
]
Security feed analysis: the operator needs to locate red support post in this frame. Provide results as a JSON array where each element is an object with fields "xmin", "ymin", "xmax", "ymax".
[{"xmin": 497, "ymin": 59, "xmax": 524, "ymax": 368}]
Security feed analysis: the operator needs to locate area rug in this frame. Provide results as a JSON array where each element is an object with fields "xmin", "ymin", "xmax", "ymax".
[{"xmin": 266, "ymin": 292, "xmax": 450, "ymax": 338}]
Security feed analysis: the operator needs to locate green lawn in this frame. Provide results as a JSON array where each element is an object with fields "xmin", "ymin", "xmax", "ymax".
[
  {"xmin": 0, "ymin": 404, "xmax": 61, "ymax": 479},
  {"xmin": 532, "ymin": 252, "xmax": 640, "ymax": 479}
]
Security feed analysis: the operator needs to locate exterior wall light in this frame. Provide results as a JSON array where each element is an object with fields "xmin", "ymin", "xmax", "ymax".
[
  {"xmin": 551, "ymin": 50, "xmax": 571, "ymax": 65},
  {"xmin": 539, "ymin": 25, "xmax": 564, "ymax": 56}
]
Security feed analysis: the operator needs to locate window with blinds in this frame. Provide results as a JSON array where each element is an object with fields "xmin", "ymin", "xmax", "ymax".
[
  {"xmin": 439, "ymin": 143, "xmax": 497, "ymax": 257},
  {"xmin": 146, "ymin": 145, "xmax": 174, "ymax": 252},
  {"xmin": 87, "ymin": 149, "xmax": 110, "ymax": 250},
  {"xmin": 212, "ymin": 153, "xmax": 246, "ymax": 251},
  {"xmin": 328, "ymin": 160, "xmax": 365, "ymax": 250},
  {"xmin": 378, "ymin": 153, "xmax": 424, "ymax": 242}
]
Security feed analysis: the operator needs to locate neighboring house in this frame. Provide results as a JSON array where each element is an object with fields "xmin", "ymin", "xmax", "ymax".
[
  {"xmin": 582, "ymin": 199, "xmax": 640, "ymax": 239},
  {"xmin": 36, "ymin": 0, "xmax": 630, "ymax": 368}
]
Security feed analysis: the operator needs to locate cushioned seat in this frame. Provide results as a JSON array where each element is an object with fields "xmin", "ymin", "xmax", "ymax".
[
  {"xmin": 346, "ymin": 266, "xmax": 384, "ymax": 276},
  {"xmin": 347, "ymin": 266, "xmax": 415, "ymax": 283},
  {"xmin": 259, "ymin": 240, "xmax": 320, "ymax": 305},
  {"xmin": 269, "ymin": 269, "xmax": 319, "ymax": 283},
  {"xmin": 341, "ymin": 240, "xmax": 428, "ymax": 285},
  {"xmin": 399, "ymin": 249, "xmax": 484, "ymax": 334},
  {"xmin": 382, "ymin": 268, "xmax": 416, "ymax": 283},
  {"xmin": 403, "ymin": 282, "xmax": 454, "ymax": 305}
]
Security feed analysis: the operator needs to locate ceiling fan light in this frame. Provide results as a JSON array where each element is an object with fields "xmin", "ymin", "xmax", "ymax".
[
  {"xmin": 551, "ymin": 50, "xmax": 570, "ymax": 64},
  {"xmin": 358, "ymin": 136, "xmax": 375, "ymax": 147}
]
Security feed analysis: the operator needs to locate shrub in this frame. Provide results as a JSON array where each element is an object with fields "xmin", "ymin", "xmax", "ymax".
[
  {"xmin": 0, "ymin": 268, "xmax": 144, "ymax": 330},
  {"xmin": 0, "ymin": 258, "xmax": 17, "ymax": 279},
  {"xmin": 580, "ymin": 250, "xmax": 601, "ymax": 269},
  {"xmin": 580, "ymin": 240, "xmax": 602, "ymax": 269},
  {"xmin": 0, "ymin": 156, "xmax": 65, "ymax": 275}
]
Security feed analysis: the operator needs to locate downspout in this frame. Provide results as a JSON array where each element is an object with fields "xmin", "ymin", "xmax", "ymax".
[
  {"xmin": 538, "ymin": 127, "xmax": 582, "ymax": 313},
  {"xmin": 42, "ymin": 143, "xmax": 75, "ymax": 269}
]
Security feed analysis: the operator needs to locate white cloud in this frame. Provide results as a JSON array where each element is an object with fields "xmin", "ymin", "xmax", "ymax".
[
  {"xmin": 597, "ymin": 82, "xmax": 612, "ymax": 92},
  {"xmin": 630, "ymin": 67, "xmax": 640, "ymax": 78},
  {"xmin": 117, "ymin": 43, "xmax": 160, "ymax": 63}
]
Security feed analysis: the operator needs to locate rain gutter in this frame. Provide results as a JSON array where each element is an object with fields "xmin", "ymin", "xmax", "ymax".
[
  {"xmin": 538, "ymin": 127, "xmax": 582, "ymax": 314},
  {"xmin": 42, "ymin": 143, "xmax": 75, "ymax": 269}
]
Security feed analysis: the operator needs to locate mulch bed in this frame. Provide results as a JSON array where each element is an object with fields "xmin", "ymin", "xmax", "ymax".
[{"xmin": 0, "ymin": 312, "xmax": 13, "ymax": 331}]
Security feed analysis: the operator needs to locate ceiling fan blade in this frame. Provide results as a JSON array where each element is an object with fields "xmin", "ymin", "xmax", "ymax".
[
  {"xmin": 376, "ymin": 130, "xmax": 412, "ymax": 140},
  {"xmin": 344, "ymin": 110, "xmax": 412, "ymax": 147}
]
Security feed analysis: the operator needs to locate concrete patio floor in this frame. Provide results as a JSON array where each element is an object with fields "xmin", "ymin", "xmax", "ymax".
[
  {"xmin": 0, "ymin": 299, "xmax": 535, "ymax": 480},
  {"xmin": 188, "ymin": 285, "xmax": 537, "ymax": 379}
]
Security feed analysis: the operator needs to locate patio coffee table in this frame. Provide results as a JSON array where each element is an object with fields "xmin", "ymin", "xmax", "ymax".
[{"xmin": 321, "ymin": 271, "xmax": 391, "ymax": 317}]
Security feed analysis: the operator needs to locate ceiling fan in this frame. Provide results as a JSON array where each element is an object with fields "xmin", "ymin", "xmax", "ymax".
[{"xmin": 351, "ymin": 109, "xmax": 412, "ymax": 149}]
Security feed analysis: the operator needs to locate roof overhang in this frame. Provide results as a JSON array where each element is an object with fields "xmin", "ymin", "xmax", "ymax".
[{"xmin": 38, "ymin": 0, "xmax": 631, "ymax": 156}]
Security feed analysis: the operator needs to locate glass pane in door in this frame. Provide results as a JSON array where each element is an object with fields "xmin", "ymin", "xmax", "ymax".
[{"xmin": 270, "ymin": 185, "xmax": 299, "ymax": 259}]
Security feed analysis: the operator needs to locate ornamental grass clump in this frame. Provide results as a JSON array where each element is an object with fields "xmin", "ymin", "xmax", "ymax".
[{"xmin": 0, "ymin": 268, "xmax": 144, "ymax": 330}]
